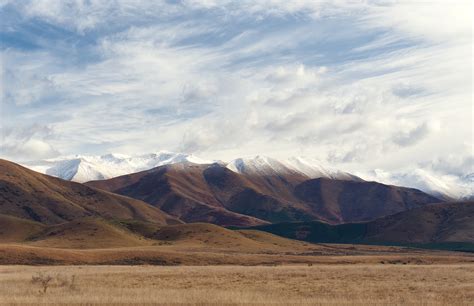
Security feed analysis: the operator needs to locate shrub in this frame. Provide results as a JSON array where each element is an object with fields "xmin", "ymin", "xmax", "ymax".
[{"xmin": 31, "ymin": 272, "xmax": 53, "ymax": 294}]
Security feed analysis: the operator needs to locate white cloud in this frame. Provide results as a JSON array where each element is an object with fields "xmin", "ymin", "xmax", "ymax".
[
  {"xmin": 392, "ymin": 120, "xmax": 440, "ymax": 147},
  {"xmin": 360, "ymin": 1, "xmax": 472, "ymax": 43},
  {"xmin": 0, "ymin": 0, "xmax": 471, "ymax": 184},
  {"xmin": 0, "ymin": 124, "xmax": 59, "ymax": 161}
]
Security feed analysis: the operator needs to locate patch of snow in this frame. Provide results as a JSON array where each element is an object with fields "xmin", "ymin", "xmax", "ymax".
[
  {"xmin": 22, "ymin": 151, "xmax": 214, "ymax": 183},
  {"xmin": 226, "ymin": 155, "xmax": 295, "ymax": 176},
  {"xmin": 22, "ymin": 152, "xmax": 473, "ymax": 200},
  {"xmin": 358, "ymin": 168, "xmax": 474, "ymax": 200},
  {"xmin": 226, "ymin": 155, "xmax": 359, "ymax": 181},
  {"xmin": 283, "ymin": 156, "xmax": 359, "ymax": 181}
]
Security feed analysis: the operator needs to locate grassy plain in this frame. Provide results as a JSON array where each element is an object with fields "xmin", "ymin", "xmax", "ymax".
[{"xmin": 0, "ymin": 264, "xmax": 473, "ymax": 305}]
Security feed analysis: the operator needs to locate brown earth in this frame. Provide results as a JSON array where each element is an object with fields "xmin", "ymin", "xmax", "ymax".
[
  {"xmin": 0, "ymin": 214, "xmax": 473, "ymax": 265},
  {"xmin": 0, "ymin": 159, "xmax": 180, "ymax": 225},
  {"xmin": 366, "ymin": 201, "xmax": 474, "ymax": 243},
  {"xmin": 87, "ymin": 162, "xmax": 441, "ymax": 226},
  {"xmin": 0, "ymin": 214, "xmax": 46, "ymax": 243},
  {"xmin": 249, "ymin": 201, "xmax": 474, "ymax": 250}
]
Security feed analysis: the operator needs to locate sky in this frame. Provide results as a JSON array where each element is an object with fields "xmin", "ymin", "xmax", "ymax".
[{"xmin": 0, "ymin": 0, "xmax": 472, "ymax": 177}]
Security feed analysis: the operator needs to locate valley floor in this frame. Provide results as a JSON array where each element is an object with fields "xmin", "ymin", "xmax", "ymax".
[{"xmin": 1, "ymin": 264, "xmax": 473, "ymax": 305}]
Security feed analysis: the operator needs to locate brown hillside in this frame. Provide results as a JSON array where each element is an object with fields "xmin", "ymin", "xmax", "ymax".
[
  {"xmin": 250, "ymin": 201, "xmax": 474, "ymax": 249},
  {"xmin": 147, "ymin": 222, "xmax": 310, "ymax": 251},
  {"xmin": 0, "ymin": 159, "xmax": 180, "ymax": 225},
  {"xmin": 294, "ymin": 178, "xmax": 441, "ymax": 223},
  {"xmin": 3, "ymin": 215, "xmax": 470, "ymax": 266},
  {"xmin": 0, "ymin": 214, "xmax": 45, "ymax": 243},
  {"xmin": 88, "ymin": 163, "xmax": 268, "ymax": 227},
  {"xmin": 28, "ymin": 218, "xmax": 148, "ymax": 249},
  {"xmin": 87, "ymin": 162, "xmax": 441, "ymax": 226},
  {"xmin": 0, "ymin": 214, "xmax": 307, "ymax": 253},
  {"xmin": 366, "ymin": 201, "xmax": 474, "ymax": 243}
]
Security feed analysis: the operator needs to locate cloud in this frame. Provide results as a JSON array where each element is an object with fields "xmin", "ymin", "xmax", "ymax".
[
  {"xmin": 0, "ymin": 0, "xmax": 471, "ymax": 180},
  {"xmin": 420, "ymin": 153, "xmax": 474, "ymax": 177},
  {"xmin": 360, "ymin": 1, "xmax": 472, "ymax": 43},
  {"xmin": 392, "ymin": 121, "xmax": 440, "ymax": 147},
  {"xmin": 0, "ymin": 124, "xmax": 59, "ymax": 161},
  {"xmin": 391, "ymin": 82, "xmax": 425, "ymax": 98}
]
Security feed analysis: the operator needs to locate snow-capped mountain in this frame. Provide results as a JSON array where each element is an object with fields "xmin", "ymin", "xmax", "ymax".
[
  {"xmin": 283, "ymin": 156, "xmax": 361, "ymax": 181},
  {"xmin": 227, "ymin": 156, "xmax": 295, "ymax": 176},
  {"xmin": 25, "ymin": 154, "xmax": 359, "ymax": 184},
  {"xmin": 226, "ymin": 155, "xmax": 359, "ymax": 181},
  {"xmin": 359, "ymin": 168, "xmax": 474, "ymax": 201},
  {"xmin": 21, "ymin": 152, "xmax": 472, "ymax": 200},
  {"xmin": 23, "ymin": 151, "xmax": 213, "ymax": 183}
]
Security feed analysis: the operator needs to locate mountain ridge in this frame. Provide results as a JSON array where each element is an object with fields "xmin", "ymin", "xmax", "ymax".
[
  {"xmin": 20, "ymin": 152, "xmax": 471, "ymax": 199},
  {"xmin": 86, "ymin": 161, "xmax": 441, "ymax": 227}
]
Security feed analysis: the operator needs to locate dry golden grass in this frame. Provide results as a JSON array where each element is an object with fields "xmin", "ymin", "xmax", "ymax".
[
  {"xmin": 0, "ymin": 264, "xmax": 473, "ymax": 305},
  {"xmin": 2, "ymin": 241, "xmax": 474, "ymax": 266}
]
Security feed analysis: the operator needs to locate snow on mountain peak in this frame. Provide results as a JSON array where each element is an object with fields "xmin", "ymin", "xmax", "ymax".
[
  {"xmin": 358, "ymin": 168, "xmax": 474, "ymax": 201},
  {"xmin": 226, "ymin": 155, "xmax": 295, "ymax": 176},
  {"xmin": 100, "ymin": 153, "xmax": 130, "ymax": 161},
  {"xmin": 23, "ymin": 151, "xmax": 214, "ymax": 183},
  {"xmin": 283, "ymin": 156, "xmax": 358, "ymax": 180},
  {"xmin": 20, "ymin": 152, "xmax": 472, "ymax": 200},
  {"xmin": 225, "ymin": 155, "xmax": 359, "ymax": 181}
]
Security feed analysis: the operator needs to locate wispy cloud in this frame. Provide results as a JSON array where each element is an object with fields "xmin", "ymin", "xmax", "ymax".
[{"xmin": 0, "ymin": 0, "xmax": 471, "ymax": 178}]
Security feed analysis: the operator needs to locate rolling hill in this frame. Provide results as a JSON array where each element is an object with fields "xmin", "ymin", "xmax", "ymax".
[
  {"xmin": 0, "ymin": 159, "xmax": 180, "ymax": 225},
  {"xmin": 87, "ymin": 161, "xmax": 441, "ymax": 226},
  {"xmin": 0, "ymin": 213, "xmax": 307, "ymax": 251},
  {"xmin": 3, "ymin": 214, "xmax": 470, "ymax": 265},
  {"xmin": 365, "ymin": 201, "xmax": 474, "ymax": 244},
  {"xmin": 0, "ymin": 214, "xmax": 46, "ymax": 243},
  {"xmin": 248, "ymin": 201, "xmax": 474, "ymax": 251},
  {"xmin": 27, "ymin": 218, "xmax": 149, "ymax": 249}
]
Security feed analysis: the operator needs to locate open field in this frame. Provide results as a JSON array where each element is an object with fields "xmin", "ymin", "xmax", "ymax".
[
  {"xmin": 0, "ymin": 264, "xmax": 473, "ymax": 305},
  {"xmin": 2, "ymin": 242, "xmax": 474, "ymax": 266}
]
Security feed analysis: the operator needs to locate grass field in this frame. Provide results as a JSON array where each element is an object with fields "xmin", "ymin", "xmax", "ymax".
[{"xmin": 1, "ymin": 264, "xmax": 473, "ymax": 305}]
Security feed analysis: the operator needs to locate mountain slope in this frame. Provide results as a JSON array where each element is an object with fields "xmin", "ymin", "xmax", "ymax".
[
  {"xmin": 28, "ymin": 218, "xmax": 149, "ymax": 249},
  {"xmin": 365, "ymin": 201, "xmax": 474, "ymax": 243},
  {"xmin": 0, "ymin": 159, "xmax": 180, "ymax": 225},
  {"xmin": 294, "ymin": 178, "xmax": 440, "ymax": 223},
  {"xmin": 88, "ymin": 163, "xmax": 268, "ymax": 227},
  {"xmin": 87, "ymin": 162, "xmax": 440, "ymax": 226},
  {"xmin": 0, "ymin": 214, "xmax": 45, "ymax": 243},
  {"xmin": 249, "ymin": 201, "xmax": 474, "ymax": 250}
]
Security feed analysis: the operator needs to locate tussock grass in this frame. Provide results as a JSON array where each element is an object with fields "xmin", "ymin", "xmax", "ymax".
[{"xmin": 0, "ymin": 264, "xmax": 473, "ymax": 304}]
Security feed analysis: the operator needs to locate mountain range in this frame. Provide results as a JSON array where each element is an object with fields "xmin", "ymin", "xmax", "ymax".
[
  {"xmin": 85, "ymin": 161, "xmax": 440, "ymax": 227},
  {"xmin": 21, "ymin": 152, "xmax": 473, "ymax": 200},
  {"xmin": 1, "ymin": 157, "xmax": 473, "ymax": 262},
  {"xmin": 22, "ymin": 152, "xmax": 213, "ymax": 182}
]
